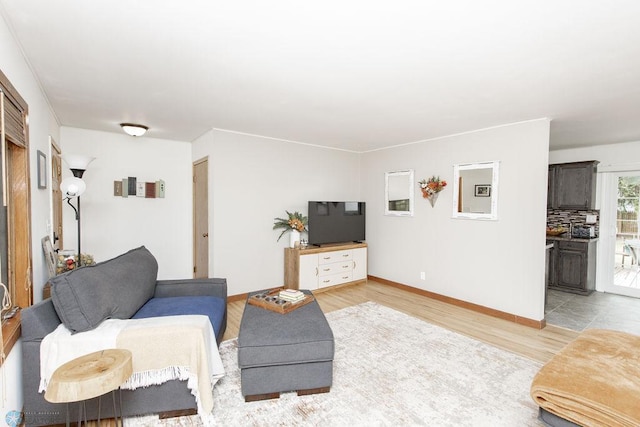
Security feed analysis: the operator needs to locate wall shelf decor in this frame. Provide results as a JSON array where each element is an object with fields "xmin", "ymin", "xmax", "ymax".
[{"xmin": 114, "ymin": 178, "xmax": 165, "ymax": 198}]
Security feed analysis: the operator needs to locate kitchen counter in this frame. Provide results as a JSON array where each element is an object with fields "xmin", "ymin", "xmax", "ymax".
[{"xmin": 546, "ymin": 234, "xmax": 598, "ymax": 242}]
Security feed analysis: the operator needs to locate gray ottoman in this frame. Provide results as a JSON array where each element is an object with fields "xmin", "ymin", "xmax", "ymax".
[{"xmin": 237, "ymin": 290, "xmax": 334, "ymax": 402}]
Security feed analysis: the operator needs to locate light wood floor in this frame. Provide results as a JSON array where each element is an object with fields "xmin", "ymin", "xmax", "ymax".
[
  {"xmin": 224, "ymin": 279, "xmax": 579, "ymax": 364},
  {"xmin": 87, "ymin": 280, "xmax": 574, "ymax": 426}
]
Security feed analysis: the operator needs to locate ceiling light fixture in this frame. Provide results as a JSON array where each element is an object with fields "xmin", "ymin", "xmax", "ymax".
[{"xmin": 120, "ymin": 123, "xmax": 149, "ymax": 137}]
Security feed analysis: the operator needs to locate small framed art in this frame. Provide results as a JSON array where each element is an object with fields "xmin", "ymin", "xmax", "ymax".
[
  {"xmin": 474, "ymin": 184, "xmax": 491, "ymax": 197},
  {"xmin": 37, "ymin": 150, "xmax": 47, "ymax": 189}
]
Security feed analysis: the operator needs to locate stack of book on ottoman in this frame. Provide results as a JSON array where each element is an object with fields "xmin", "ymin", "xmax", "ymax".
[{"xmin": 278, "ymin": 289, "xmax": 306, "ymax": 303}]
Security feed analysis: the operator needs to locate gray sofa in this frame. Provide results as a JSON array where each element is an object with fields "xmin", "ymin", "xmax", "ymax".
[{"xmin": 21, "ymin": 246, "xmax": 227, "ymax": 426}]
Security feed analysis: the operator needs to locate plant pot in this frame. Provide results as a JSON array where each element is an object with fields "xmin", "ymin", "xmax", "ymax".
[
  {"xmin": 428, "ymin": 193, "xmax": 439, "ymax": 207},
  {"xmin": 289, "ymin": 230, "xmax": 301, "ymax": 248}
]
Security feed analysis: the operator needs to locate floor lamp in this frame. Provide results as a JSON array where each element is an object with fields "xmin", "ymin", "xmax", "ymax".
[{"xmin": 60, "ymin": 155, "xmax": 95, "ymax": 267}]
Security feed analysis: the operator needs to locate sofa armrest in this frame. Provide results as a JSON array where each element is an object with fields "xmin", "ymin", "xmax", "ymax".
[
  {"xmin": 21, "ymin": 298, "xmax": 62, "ymax": 342},
  {"xmin": 154, "ymin": 278, "xmax": 227, "ymax": 300}
]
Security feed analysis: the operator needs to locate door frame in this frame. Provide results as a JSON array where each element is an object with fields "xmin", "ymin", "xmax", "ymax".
[
  {"xmin": 598, "ymin": 170, "xmax": 640, "ymax": 298},
  {"xmin": 192, "ymin": 157, "xmax": 209, "ymax": 278},
  {"xmin": 50, "ymin": 137, "xmax": 63, "ymax": 250}
]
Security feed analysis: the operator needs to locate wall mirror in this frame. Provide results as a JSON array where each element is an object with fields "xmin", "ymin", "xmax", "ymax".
[
  {"xmin": 452, "ymin": 161, "xmax": 499, "ymax": 220},
  {"xmin": 385, "ymin": 169, "xmax": 414, "ymax": 216}
]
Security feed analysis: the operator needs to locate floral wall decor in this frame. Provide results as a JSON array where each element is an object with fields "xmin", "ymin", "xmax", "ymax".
[{"xmin": 418, "ymin": 176, "xmax": 447, "ymax": 207}]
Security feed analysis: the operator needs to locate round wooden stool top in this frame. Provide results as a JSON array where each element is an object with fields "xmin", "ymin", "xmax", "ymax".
[{"xmin": 44, "ymin": 349, "xmax": 133, "ymax": 403}]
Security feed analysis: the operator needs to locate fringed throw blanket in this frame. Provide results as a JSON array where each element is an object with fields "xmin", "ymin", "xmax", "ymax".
[
  {"xmin": 530, "ymin": 329, "xmax": 640, "ymax": 427},
  {"xmin": 40, "ymin": 315, "xmax": 225, "ymax": 414}
]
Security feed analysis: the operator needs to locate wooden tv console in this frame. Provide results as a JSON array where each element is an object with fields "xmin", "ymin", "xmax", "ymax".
[{"xmin": 284, "ymin": 242, "xmax": 367, "ymax": 291}]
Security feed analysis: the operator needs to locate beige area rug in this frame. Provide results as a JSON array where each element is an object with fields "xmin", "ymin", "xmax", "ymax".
[{"xmin": 125, "ymin": 302, "xmax": 544, "ymax": 426}]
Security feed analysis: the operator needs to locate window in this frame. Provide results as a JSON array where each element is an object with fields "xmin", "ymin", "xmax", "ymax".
[{"xmin": 0, "ymin": 68, "xmax": 32, "ymax": 363}]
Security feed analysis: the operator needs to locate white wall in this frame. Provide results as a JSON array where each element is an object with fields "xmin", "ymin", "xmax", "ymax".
[
  {"xmin": 192, "ymin": 129, "xmax": 362, "ymax": 295},
  {"xmin": 59, "ymin": 127, "xmax": 193, "ymax": 279},
  {"xmin": 0, "ymin": 10, "xmax": 59, "ymax": 425},
  {"xmin": 549, "ymin": 140, "xmax": 640, "ymax": 167},
  {"xmin": 362, "ymin": 119, "xmax": 551, "ymax": 321}
]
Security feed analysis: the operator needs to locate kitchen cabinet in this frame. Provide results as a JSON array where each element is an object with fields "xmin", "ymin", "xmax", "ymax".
[
  {"xmin": 547, "ymin": 161, "xmax": 599, "ymax": 210},
  {"xmin": 548, "ymin": 239, "xmax": 597, "ymax": 295},
  {"xmin": 546, "ymin": 241, "xmax": 555, "ymax": 287},
  {"xmin": 545, "ymin": 242, "xmax": 553, "ymax": 303}
]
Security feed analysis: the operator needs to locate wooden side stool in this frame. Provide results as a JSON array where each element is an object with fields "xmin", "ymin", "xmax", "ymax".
[{"xmin": 44, "ymin": 349, "xmax": 133, "ymax": 426}]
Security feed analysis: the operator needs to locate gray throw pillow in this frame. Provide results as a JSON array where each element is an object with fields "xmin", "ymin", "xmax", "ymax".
[{"xmin": 50, "ymin": 246, "xmax": 158, "ymax": 333}]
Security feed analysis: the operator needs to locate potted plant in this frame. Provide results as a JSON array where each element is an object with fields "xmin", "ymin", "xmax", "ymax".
[{"xmin": 273, "ymin": 211, "xmax": 308, "ymax": 247}]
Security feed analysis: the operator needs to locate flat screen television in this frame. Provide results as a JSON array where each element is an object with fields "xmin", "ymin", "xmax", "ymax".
[{"xmin": 308, "ymin": 201, "xmax": 365, "ymax": 246}]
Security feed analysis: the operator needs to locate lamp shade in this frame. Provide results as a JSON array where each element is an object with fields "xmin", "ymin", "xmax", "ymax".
[
  {"xmin": 120, "ymin": 123, "xmax": 148, "ymax": 137},
  {"xmin": 63, "ymin": 155, "xmax": 95, "ymax": 171},
  {"xmin": 60, "ymin": 177, "xmax": 86, "ymax": 198}
]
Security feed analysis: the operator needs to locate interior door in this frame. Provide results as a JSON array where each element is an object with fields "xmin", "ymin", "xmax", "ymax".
[
  {"xmin": 193, "ymin": 157, "xmax": 209, "ymax": 278},
  {"xmin": 50, "ymin": 139, "xmax": 63, "ymax": 250}
]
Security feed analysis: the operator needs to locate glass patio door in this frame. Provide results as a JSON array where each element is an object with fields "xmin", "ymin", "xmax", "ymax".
[{"xmin": 600, "ymin": 171, "xmax": 640, "ymax": 297}]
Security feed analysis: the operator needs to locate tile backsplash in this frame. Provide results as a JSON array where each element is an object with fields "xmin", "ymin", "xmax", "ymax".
[{"xmin": 547, "ymin": 209, "xmax": 600, "ymax": 235}]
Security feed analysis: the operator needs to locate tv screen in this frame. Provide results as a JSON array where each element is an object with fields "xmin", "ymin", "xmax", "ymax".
[{"xmin": 308, "ymin": 201, "xmax": 366, "ymax": 246}]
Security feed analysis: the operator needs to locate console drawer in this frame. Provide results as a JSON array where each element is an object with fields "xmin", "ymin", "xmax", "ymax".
[
  {"xmin": 318, "ymin": 250, "xmax": 352, "ymax": 265},
  {"xmin": 318, "ymin": 271, "xmax": 353, "ymax": 288},
  {"xmin": 318, "ymin": 261, "xmax": 354, "ymax": 276}
]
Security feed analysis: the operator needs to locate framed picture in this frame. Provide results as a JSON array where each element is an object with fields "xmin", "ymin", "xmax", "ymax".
[
  {"xmin": 37, "ymin": 150, "xmax": 47, "ymax": 189},
  {"xmin": 474, "ymin": 184, "xmax": 491, "ymax": 197},
  {"xmin": 41, "ymin": 236, "xmax": 57, "ymax": 278}
]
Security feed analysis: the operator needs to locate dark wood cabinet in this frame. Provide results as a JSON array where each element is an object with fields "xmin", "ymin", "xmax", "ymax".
[
  {"xmin": 547, "ymin": 242, "xmax": 556, "ymax": 287},
  {"xmin": 548, "ymin": 239, "xmax": 597, "ymax": 295},
  {"xmin": 548, "ymin": 161, "xmax": 598, "ymax": 209},
  {"xmin": 547, "ymin": 165, "xmax": 555, "ymax": 209}
]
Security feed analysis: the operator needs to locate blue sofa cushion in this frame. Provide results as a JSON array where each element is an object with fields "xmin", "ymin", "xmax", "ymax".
[
  {"xmin": 132, "ymin": 296, "xmax": 226, "ymax": 342},
  {"xmin": 50, "ymin": 246, "xmax": 158, "ymax": 333}
]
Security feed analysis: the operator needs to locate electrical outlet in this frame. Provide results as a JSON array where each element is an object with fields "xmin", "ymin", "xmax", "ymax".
[{"xmin": 420, "ymin": 271, "xmax": 426, "ymax": 280}]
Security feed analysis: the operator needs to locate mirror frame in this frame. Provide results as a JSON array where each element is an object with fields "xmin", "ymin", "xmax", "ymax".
[
  {"xmin": 452, "ymin": 161, "xmax": 500, "ymax": 220},
  {"xmin": 385, "ymin": 169, "xmax": 414, "ymax": 217}
]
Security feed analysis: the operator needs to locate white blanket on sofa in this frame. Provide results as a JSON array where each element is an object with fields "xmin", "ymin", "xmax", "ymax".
[{"xmin": 39, "ymin": 315, "xmax": 225, "ymax": 414}]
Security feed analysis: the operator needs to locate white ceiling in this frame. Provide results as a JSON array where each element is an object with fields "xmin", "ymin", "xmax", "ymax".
[{"xmin": 1, "ymin": 0, "xmax": 640, "ymax": 152}]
